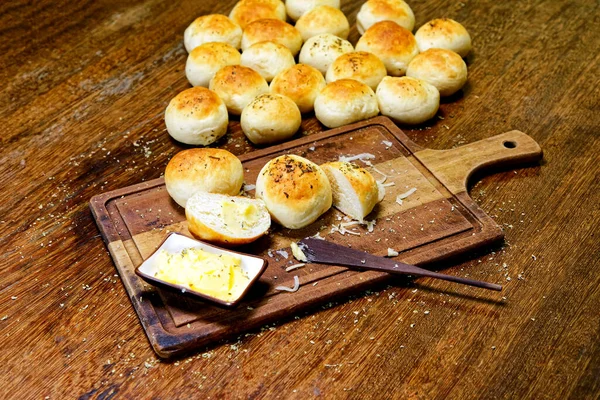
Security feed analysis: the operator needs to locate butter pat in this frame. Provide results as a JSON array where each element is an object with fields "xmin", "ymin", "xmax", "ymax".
[
  {"xmin": 290, "ymin": 241, "xmax": 308, "ymax": 262},
  {"xmin": 222, "ymin": 200, "xmax": 261, "ymax": 234},
  {"xmin": 155, "ymin": 247, "xmax": 250, "ymax": 302}
]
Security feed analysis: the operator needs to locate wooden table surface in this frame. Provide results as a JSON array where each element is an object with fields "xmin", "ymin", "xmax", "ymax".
[{"xmin": 1, "ymin": 0, "xmax": 598, "ymax": 398}]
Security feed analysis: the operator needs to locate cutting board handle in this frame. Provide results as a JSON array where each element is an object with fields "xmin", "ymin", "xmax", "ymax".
[{"xmin": 415, "ymin": 130, "xmax": 543, "ymax": 194}]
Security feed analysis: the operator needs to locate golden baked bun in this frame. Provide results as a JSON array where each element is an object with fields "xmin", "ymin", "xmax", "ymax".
[
  {"xmin": 314, "ymin": 79, "xmax": 380, "ymax": 128},
  {"xmin": 229, "ymin": 0, "xmax": 286, "ymax": 29},
  {"xmin": 186, "ymin": 192, "xmax": 271, "ymax": 246},
  {"xmin": 406, "ymin": 48, "xmax": 468, "ymax": 96},
  {"xmin": 240, "ymin": 41, "xmax": 296, "ymax": 82},
  {"xmin": 209, "ymin": 65, "xmax": 269, "ymax": 115},
  {"xmin": 255, "ymin": 155, "xmax": 332, "ymax": 229},
  {"xmin": 241, "ymin": 19, "xmax": 303, "ymax": 56},
  {"xmin": 164, "ymin": 87, "xmax": 229, "ymax": 146},
  {"xmin": 165, "ymin": 148, "xmax": 244, "ymax": 208},
  {"xmin": 298, "ymin": 33, "xmax": 354, "ymax": 75},
  {"xmin": 355, "ymin": 21, "xmax": 419, "ymax": 76},
  {"xmin": 356, "ymin": 0, "xmax": 415, "ymax": 34},
  {"xmin": 295, "ymin": 5, "xmax": 350, "ymax": 41},
  {"xmin": 376, "ymin": 76, "xmax": 440, "ymax": 124},
  {"xmin": 270, "ymin": 64, "xmax": 326, "ymax": 113},
  {"xmin": 241, "ymin": 94, "xmax": 301, "ymax": 145},
  {"xmin": 415, "ymin": 18, "xmax": 472, "ymax": 57},
  {"xmin": 184, "ymin": 14, "xmax": 242, "ymax": 52},
  {"xmin": 286, "ymin": 0, "xmax": 341, "ymax": 21},
  {"xmin": 186, "ymin": 42, "xmax": 241, "ymax": 87},
  {"xmin": 321, "ymin": 161, "xmax": 383, "ymax": 221},
  {"xmin": 326, "ymin": 51, "xmax": 387, "ymax": 91}
]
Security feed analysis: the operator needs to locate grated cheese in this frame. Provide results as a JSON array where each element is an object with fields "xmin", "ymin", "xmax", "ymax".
[
  {"xmin": 311, "ymin": 232, "xmax": 325, "ymax": 240},
  {"xmin": 365, "ymin": 220, "xmax": 376, "ymax": 232},
  {"xmin": 396, "ymin": 188, "xmax": 417, "ymax": 205},
  {"xmin": 275, "ymin": 276, "xmax": 300, "ymax": 292},
  {"xmin": 371, "ymin": 166, "xmax": 390, "ymax": 183},
  {"xmin": 285, "ymin": 263, "xmax": 305, "ymax": 272},
  {"xmin": 339, "ymin": 153, "xmax": 376, "ymax": 166},
  {"xmin": 275, "ymin": 249, "xmax": 289, "ymax": 259}
]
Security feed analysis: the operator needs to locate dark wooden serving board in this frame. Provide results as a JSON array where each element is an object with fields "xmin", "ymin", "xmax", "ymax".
[{"xmin": 90, "ymin": 116, "xmax": 542, "ymax": 358}]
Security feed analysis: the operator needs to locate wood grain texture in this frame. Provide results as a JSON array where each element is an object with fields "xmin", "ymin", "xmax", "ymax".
[{"xmin": 0, "ymin": 0, "xmax": 598, "ymax": 398}]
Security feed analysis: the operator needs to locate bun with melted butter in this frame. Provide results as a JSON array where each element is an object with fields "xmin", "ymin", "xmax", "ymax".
[{"xmin": 186, "ymin": 192, "xmax": 271, "ymax": 246}]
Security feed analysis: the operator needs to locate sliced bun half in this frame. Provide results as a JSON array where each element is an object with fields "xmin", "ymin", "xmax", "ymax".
[
  {"xmin": 186, "ymin": 192, "xmax": 271, "ymax": 246},
  {"xmin": 321, "ymin": 161, "xmax": 382, "ymax": 221}
]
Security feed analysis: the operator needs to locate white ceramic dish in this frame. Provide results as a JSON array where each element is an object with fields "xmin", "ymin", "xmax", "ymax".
[{"xmin": 135, "ymin": 232, "xmax": 268, "ymax": 307}]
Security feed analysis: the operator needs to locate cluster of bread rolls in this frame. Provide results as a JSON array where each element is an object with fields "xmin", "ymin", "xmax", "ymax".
[
  {"xmin": 165, "ymin": 147, "xmax": 384, "ymax": 246},
  {"xmin": 166, "ymin": 0, "xmax": 473, "ymax": 147}
]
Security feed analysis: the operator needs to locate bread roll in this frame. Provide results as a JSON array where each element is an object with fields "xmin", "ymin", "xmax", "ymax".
[
  {"xmin": 270, "ymin": 64, "xmax": 326, "ymax": 113},
  {"xmin": 356, "ymin": 0, "xmax": 415, "ymax": 34},
  {"xmin": 240, "ymin": 41, "xmax": 295, "ymax": 82},
  {"xmin": 406, "ymin": 48, "xmax": 467, "ymax": 96},
  {"xmin": 184, "ymin": 14, "xmax": 242, "ymax": 52},
  {"xmin": 314, "ymin": 79, "xmax": 380, "ymax": 128},
  {"xmin": 326, "ymin": 51, "xmax": 387, "ymax": 91},
  {"xmin": 255, "ymin": 155, "xmax": 332, "ymax": 229},
  {"xmin": 165, "ymin": 148, "xmax": 244, "ymax": 208},
  {"xmin": 209, "ymin": 65, "xmax": 269, "ymax": 115},
  {"xmin": 376, "ymin": 76, "xmax": 440, "ymax": 124},
  {"xmin": 186, "ymin": 192, "xmax": 271, "ymax": 246},
  {"xmin": 321, "ymin": 161, "xmax": 382, "ymax": 221},
  {"xmin": 241, "ymin": 19, "xmax": 303, "ymax": 56},
  {"xmin": 355, "ymin": 21, "xmax": 419, "ymax": 76},
  {"xmin": 286, "ymin": 0, "xmax": 340, "ymax": 21},
  {"xmin": 229, "ymin": 0, "xmax": 286, "ymax": 29},
  {"xmin": 186, "ymin": 42, "xmax": 241, "ymax": 87},
  {"xmin": 295, "ymin": 5, "xmax": 350, "ymax": 41},
  {"xmin": 414, "ymin": 18, "xmax": 472, "ymax": 57},
  {"xmin": 299, "ymin": 33, "xmax": 354, "ymax": 75},
  {"xmin": 164, "ymin": 87, "xmax": 229, "ymax": 146},
  {"xmin": 241, "ymin": 94, "xmax": 301, "ymax": 144}
]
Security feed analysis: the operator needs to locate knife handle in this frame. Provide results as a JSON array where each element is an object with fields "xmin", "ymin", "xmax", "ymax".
[{"xmin": 367, "ymin": 258, "xmax": 502, "ymax": 291}]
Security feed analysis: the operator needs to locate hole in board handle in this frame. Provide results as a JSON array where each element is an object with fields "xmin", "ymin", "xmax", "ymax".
[{"xmin": 503, "ymin": 141, "xmax": 517, "ymax": 149}]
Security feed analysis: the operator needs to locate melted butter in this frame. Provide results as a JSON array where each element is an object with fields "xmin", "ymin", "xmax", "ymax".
[
  {"xmin": 155, "ymin": 247, "xmax": 250, "ymax": 302},
  {"xmin": 222, "ymin": 200, "xmax": 261, "ymax": 234}
]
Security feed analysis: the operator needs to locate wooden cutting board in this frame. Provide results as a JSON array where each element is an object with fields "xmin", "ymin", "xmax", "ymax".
[{"xmin": 90, "ymin": 116, "xmax": 542, "ymax": 358}]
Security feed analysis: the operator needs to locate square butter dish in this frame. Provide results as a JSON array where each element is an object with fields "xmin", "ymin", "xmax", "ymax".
[{"xmin": 135, "ymin": 232, "xmax": 268, "ymax": 307}]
